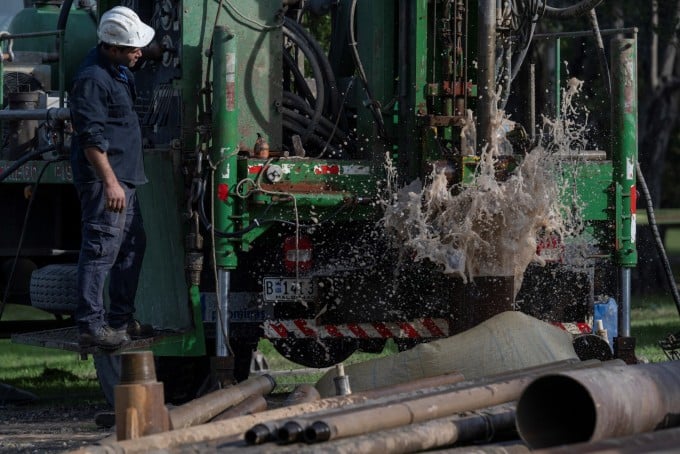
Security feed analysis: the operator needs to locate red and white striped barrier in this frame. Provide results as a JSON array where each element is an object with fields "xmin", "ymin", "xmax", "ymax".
[
  {"xmin": 263, "ymin": 318, "xmax": 449, "ymax": 339},
  {"xmin": 550, "ymin": 322, "xmax": 592, "ymax": 336}
]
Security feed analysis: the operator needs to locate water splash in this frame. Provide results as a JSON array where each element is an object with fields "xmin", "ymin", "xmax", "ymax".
[{"xmin": 383, "ymin": 79, "xmax": 590, "ymax": 290}]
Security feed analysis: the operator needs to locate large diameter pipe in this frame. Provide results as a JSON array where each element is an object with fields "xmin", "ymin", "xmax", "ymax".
[
  {"xmin": 516, "ymin": 361, "xmax": 680, "ymax": 449},
  {"xmin": 169, "ymin": 374, "xmax": 275, "ymax": 429}
]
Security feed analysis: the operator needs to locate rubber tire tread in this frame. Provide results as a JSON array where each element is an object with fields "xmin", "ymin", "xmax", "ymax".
[{"xmin": 29, "ymin": 264, "xmax": 78, "ymax": 315}]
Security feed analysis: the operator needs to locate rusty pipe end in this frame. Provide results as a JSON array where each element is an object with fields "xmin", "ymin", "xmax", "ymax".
[
  {"xmin": 516, "ymin": 374, "xmax": 596, "ymax": 449},
  {"xmin": 119, "ymin": 351, "xmax": 157, "ymax": 384},
  {"xmin": 245, "ymin": 423, "xmax": 274, "ymax": 445},
  {"xmin": 278, "ymin": 421, "xmax": 305, "ymax": 444},
  {"xmin": 305, "ymin": 421, "xmax": 331, "ymax": 443}
]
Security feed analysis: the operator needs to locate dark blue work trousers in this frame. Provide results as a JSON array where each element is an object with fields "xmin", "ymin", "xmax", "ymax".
[{"xmin": 74, "ymin": 181, "xmax": 146, "ymax": 332}]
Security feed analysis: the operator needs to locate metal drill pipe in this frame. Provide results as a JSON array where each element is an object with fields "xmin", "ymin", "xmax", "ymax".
[
  {"xmin": 298, "ymin": 360, "xmax": 614, "ymax": 444},
  {"xmin": 169, "ymin": 374, "xmax": 275, "ymax": 429},
  {"xmin": 534, "ymin": 426, "xmax": 680, "ymax": 453},
  {"xmin": 516, "ymin": 361, "xmax": 680, "ymax": 449},
  {"xmin": 265, "ymin": 360, "xmax": 587, "ymax": 445},
  {"xmin": 477, "ymin": 0, "xmax": 496, "ymax": 150},
  {"xmin": 211, "ymin": 394, "xmax": 268, "ymax": 422},
  {"xmin": 304, "ymin": 377, "xmax": 525, "ymax": 443},
  {"xmin": 282, "ymin": 404, "xmax": 517, "ymax": 454},
  {"xmin": 88, "ymin": 360, "xmax": 601, "ymax": 453}
]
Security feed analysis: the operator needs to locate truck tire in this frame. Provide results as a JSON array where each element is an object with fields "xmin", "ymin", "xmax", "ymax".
[
  {"xmin": 272, "ymin": 338, "xmax": 357, "ymax": 368},
  {"xmin": 29, "ymin": 264, "xmax": 79, "ymax": 315}
]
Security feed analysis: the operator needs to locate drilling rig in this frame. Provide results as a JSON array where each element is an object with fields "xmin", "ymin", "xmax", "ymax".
[{"xmin": 0, "ymin": 0, "xmax": 638, "ymax": 402}]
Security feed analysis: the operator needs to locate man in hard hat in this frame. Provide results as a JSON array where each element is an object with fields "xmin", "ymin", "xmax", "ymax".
[{"xmin": 69, "ymin": 6, "xmax": 155, "ymax": 349}]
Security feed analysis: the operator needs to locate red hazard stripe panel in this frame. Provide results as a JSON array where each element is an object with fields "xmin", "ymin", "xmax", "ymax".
[
  {"xmin": 324, "ymin": 324, "xmax": 343, "ymax": 338},
  {"xmin": 294, "ymin": 319, "xmax": 317, "ymax": 337},
  {"xmin": 422, "ymin": 318, "xmax": 446, "ymax": 337},
  {"xmin": 347, "ymin": 323, "xmax": 369, "ymax": 339},
  {"xmin": 373, "ymin": 322, "xmax": 393, "ymax": 338},
  {"xmin": 550, "ymin": 321, "xmax": 592, "ymax": 335},
  {"xmin": 262, "ymin": 319, "xmax": 450, "ymax": 339}
]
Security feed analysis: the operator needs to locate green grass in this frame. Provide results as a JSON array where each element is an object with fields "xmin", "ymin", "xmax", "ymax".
[
  {"xmin": 664, "ymin": 227, "xmax": 680, "ymax": 254},
  {"xmin": 0, "ymin": 304, "xmax": 103, "ymax": 403},
  {"xmin": 631, "ymin": 297, "xmax": 680, "ymax": 363}
]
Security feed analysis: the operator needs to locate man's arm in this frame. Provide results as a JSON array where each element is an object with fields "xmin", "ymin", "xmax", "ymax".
[{"xmin": 84, "ymin": 147, "xmax": 126, "ymax": 212}]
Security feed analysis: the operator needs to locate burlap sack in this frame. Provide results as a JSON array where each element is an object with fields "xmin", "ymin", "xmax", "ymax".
[{"xmin": 315, "ymin": 311, "xmax": 578, "ymax": 397}]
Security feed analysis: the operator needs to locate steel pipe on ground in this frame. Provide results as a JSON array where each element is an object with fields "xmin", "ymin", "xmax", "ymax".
[
  {"xmin": 79, "ymin": 360, "xmax": 607, "ymax": 453},
  {"xmin": 211, "ymin": 394, "xmax": 268, "ymax": 422},
  {"xmin": 169, "ymin": 374, "xmax": 276, "ymax": 429},
  {"xmin": 516, "ymin": 360, "xmax": 680, "ymax": 449},
  {"xmin": 281, "ymin": 360, "xmax": 614, "ymax": 444},
  {"xmin": 279, "ymin": 404, "xmax": 517, "ymax": 454}
]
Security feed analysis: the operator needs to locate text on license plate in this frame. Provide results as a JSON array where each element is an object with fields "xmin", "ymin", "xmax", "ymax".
[{"xmin": 262, "ymin": 277, "xmax": 317, "ymax": 302}]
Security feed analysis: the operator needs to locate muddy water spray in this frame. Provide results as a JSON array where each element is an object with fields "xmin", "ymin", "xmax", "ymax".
[{"xmin": 383, "ymin": 80, "xmax": 590, "ymax": 290}]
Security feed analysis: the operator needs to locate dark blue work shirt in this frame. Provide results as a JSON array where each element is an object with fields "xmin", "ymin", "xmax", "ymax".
[{"xmin": 70, "ymin": 46, "xmax": 147, "ymax": 185}]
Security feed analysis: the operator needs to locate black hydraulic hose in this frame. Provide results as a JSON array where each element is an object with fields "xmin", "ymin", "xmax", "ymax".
[
  {"xmin": 282, "ymin": 93, "xmax": 351, "ymax": 141},
  {"xmin": 0, "ymin": 146, "xmax": 56, "ymax": 183},
  {"xmin": 587, "ymin": 9, "xmax": 612, "ymax": 99},
  {"xmin": 284, "ymin": 17, "xmax": 341, "ymax": 119},
  {"xmin": 282, "ymin": 25, "xmax": 325, "ymax": 145},
  {"xmin": 56, "ymin": 0, "xmax": 75, "ymax": 32},
  {"xmin": 636, "ymin": 162, "xmax": 680, "ymax": 317},
  {"xmin": 542, "ymin": 0, "xmax": 603, "ymax": 20},
  {"xmin": 282, "ymin": 119, "xmax": 343, "ymax": 157},
  {"xmin": 281, "ymin": 107, "xmax": 347, "ymax": 146},
  {"xmin": 282, "ymin": 50, "xmax": 317, "ymax": 107}
]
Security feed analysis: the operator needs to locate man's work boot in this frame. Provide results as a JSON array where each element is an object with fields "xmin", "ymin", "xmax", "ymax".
[
  {"xmin": 79, "ymin": 325, "xmax": 129, "ymax": 350},
  {"xmin": 113, "ymin": 319, "xmax": 154, "ymax": 340}
]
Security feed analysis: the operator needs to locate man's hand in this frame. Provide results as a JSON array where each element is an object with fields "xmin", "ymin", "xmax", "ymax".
[
  {"xmin": 84, "ymin": 147, "xmax": 126, "ymax": 212},
  {"xmin": 104, "ymin": 180, "xmax": 126, "ymax": 212}
]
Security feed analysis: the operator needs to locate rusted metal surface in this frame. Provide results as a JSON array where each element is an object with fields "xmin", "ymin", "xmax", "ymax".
[
  {"xmin": 286, "ymin": 404, "xmax": 517, "ymax": 453},
  {"xmin": 169, "ymin": 374, "xmax": 276, "ymax": 430},
  {"xmin": 516, "ymin": 361, "xmax": 680, "ymax": 449},
  {"xmin": 283, "ymin": 384, "xmax": 321, "ymax": 406},
  {"xmin": 114, "ymin": 352, "xmax": 169, "ymax": 441},
  {"xmin": 75, "ymin": 359, "xmax": 616, "ymax": 453},
  {"xmin": 211, "ymin": 395, "xmax": 268, "ymax": 422}
]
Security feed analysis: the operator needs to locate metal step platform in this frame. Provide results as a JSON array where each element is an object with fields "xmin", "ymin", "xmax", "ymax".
[{"xmin": 11, "ymin": 326, "xmax": 168, "ymax": 354}]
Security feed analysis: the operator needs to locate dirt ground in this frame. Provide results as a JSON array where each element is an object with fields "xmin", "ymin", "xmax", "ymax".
[{"xmin": 0, "ymin": 401, "xmax": 113, "ymax": 453}]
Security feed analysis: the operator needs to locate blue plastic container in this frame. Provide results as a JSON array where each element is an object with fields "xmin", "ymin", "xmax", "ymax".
[{"xmin": 593, "ymin": 298, "xmax": 618, "ymax": 347}]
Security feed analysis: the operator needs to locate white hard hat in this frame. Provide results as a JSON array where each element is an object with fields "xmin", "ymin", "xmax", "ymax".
[{"xmin": 97, "ymin": 6, "xmax": 155, "ymax": 48}]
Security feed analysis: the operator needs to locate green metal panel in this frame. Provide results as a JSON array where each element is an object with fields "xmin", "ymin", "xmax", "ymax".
[
  {"xmin": 134, "ymin": 151, "xmax": 194, "ymax": 331},
  {"xmin": 356, "ymin": 0, "xmax": 394, "ymax": 162},
  {"xmin": 562, "ymin": 161, "xmax": 612, "ymax": 222},
  {"xmin": 610, "ymin": 38, "xmax": 638, "ymax": 267},
  {"xmin": 405, "ymin": 0, "xmax": 429, "ymax": 181},
  {"xmin": 181, "ymin": 0, "xmax": 282, "ymax": 152},
  {"xmin": 7, "ymin": 4, "xmax": 97, "ymax": 91}
]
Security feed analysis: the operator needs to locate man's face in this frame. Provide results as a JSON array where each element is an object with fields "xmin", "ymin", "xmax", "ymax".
[{"xmin": 112, "ymin": 46, "xmax": 142, "ymax": 68}]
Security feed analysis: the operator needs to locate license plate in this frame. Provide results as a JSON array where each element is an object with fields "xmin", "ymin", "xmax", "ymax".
[{"xmin": 262, "ymin": 277, "xmax": 317, "ymax": 302}]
